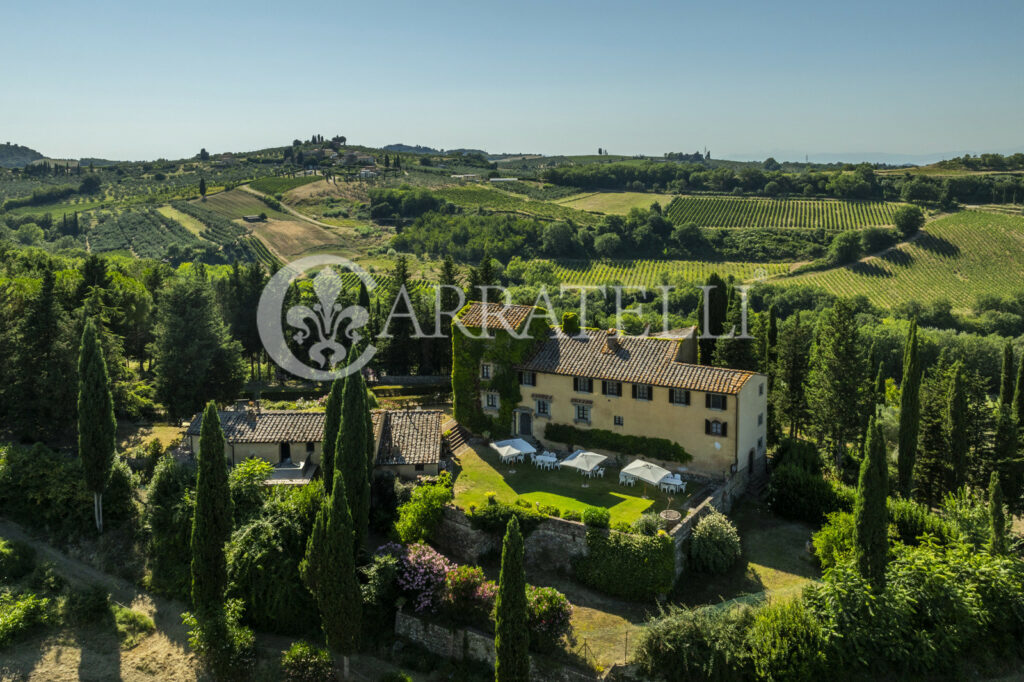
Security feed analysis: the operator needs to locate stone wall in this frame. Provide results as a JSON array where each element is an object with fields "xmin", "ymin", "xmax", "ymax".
[{"xmin": 394, "ymin": 611, "xmax": 597, "ymax": 681}]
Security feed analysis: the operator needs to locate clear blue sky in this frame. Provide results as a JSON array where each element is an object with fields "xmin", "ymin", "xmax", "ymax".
[{"xmin": 3, "ymin": 0, "xmax": 1022, "ymax": 162}]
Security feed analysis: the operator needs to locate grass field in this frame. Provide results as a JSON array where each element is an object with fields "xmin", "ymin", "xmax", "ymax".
[
  {"xmin": 666, "ymin": 195, "xmax": 900, "ymax": 229},
  {"xmin": 249, "ymin": 174, "xmax": 322, "ymax": 195},
  {"xmin": 555, "ymin": 192, "xmax": 677, "ymax": 215},
  {"xmin": 452, "ymin": 444, "xmax": 692, "ymax": 526},
  {"xmin": 247, "ymin": 218, "xmax": 342, "ymax": 260},
  {"xmin": 547, "ymin": 258, "xmax": 790, "ymax": 286},
  {"xmin": 433, "ymin": 185, "xmax": 602, "ymax": 225},
  {"xmin": 197, "ymin": 189, "xmax": 291, "ymax": 221},
  {"xmin": 784, "ymin": 211, "xmax": 1024, "ymax": 310},
  {"xmin": 156, "ymin": 205, "xmax": 208, "ymax": 238},
  {"xmin": 8, "ymin": 197, "xmax": 111, "ymax": 217}
]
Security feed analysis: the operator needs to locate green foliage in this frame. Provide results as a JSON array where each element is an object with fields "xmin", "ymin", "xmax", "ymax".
[
  {"xmin": 939, "ymin": 487, "xmax": 990, "ymax": 546},
  {"xmin": 634, "ymin": 604, "xmax": 755, "ymax": 682},
  {"xmin": 0, "ymin": 443, "xmax": 136, "ymax": 541},
  {"xmin": 893, "ymin": 204, "xmax": 925, "ymax": 236},
  {"xmin": 772, "ymin": 438, "xmax": 820, "ymax": 473},
  {"xmin": 321, "ymin": 378, "xmax": 343, "ymax": 495},
  {"xmin": 360, "ymin": 553, "xmax": 401, "ymax": 638},
  {"xmin": 339, "ymin": 373, "xmax": 371, "ymax": 554},
  {"xmin": 63, "ymin": 584, "xmax": 110, "ymax": 624},
  {"xmin": 666, "ymin": 195, "xmax": 899, "ymax": 229},
  {"xmin": 78, "ymin": 317, "xmax": 117, "ymax": 533},
  {"xmin": 144, "ymin": 454, "xmax": 195, "ymax": 600},
  {"xmin": 886, "ymin": 495, "xmax": 952, "ymax": 545},
  {"xmin": 228, "ymin": 458, "xmax": 272, "ymax": 525},
  {"xmin": 0, "ymin": 539, "xmax": 36, "ymax": 583},
  {"xmin": 989, "ymin": 471, "xmax": 1007, "ymax": 554},
  {"xmin": 561, "ymin": 311, "xmax": 580, "ymax": 335},
  {"xmin": 581, "ymin": 506, "xmax": 610, "ymax": 529},
  {"xmin": 301, "ymin": 469, "xmax": 362, "ymax": 656},
  {"xmin": 113, "ymin": 603, "xmax": 155, "ymax": 649},
  {"xmin": 689, "ymin": 510, "xmax": 742, "ymax": 575},
  {"xmin": 855, "ymin": 418, "xmax": 889, "ymax": 589},
  {"xmin": 395, "ymin": 475, "xmax": 454, "ymax": 543},
  {"xmin": 746, "ymin": 600, "xmax": 827, "ymax": 682},
  {"xmin": 897, "ymin": 320, "xmax": 921, "ymax": 496},
  {"xmin": 495, "ymin": 517, "xmax": 529, "ymax": 682},
  {"xmin": 573, "ymin": 528, "xmax": 675, "ymax": 600},
  {"xmin": 812, "ymin": 512, "xmax": 856, "ymax": 570},
  {"xmin": 767, "ymin": 464, "xmax": 851, "ymax": 524},
  {"xmin": 181, "ymin": 599, "xmax": 256, "ymax": 681},
  {"xmin": 378, "ymin": 673, "xmax": 413, "ymax": 682},
  {"xmin": 543, "ymin": 422, "xmax": 692, "ymax": 464},
  {"xmin": 191, "ymin": 402, "xmax": 233, "ymax": 616},
  {"xmin": 226, "ymin": 516, "xmax": 319, "ymax": 635},
  {"xmin": 467, "ymin": 500, "xmax": 544, "ymax": 536},
  {"xmin": 0, "ymin": 592, "xmax": 52, "ymax": 647},
  {"xmin": 281, "ymin": 640, "xmax": 334, "ymax": 682},
  {"xmin": 451, "ymin": 307, "xmax": 549, "ymax": 437}
]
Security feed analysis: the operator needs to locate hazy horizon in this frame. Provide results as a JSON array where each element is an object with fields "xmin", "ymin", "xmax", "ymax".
[{"xmin": 4, "ymin": 0, "xmax": 1023, "ymax": 163}]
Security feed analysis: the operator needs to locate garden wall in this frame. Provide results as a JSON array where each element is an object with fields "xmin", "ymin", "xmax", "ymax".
[{"xmin": 395, "ymin": 610, "xmax": 597, "ymax": 682}]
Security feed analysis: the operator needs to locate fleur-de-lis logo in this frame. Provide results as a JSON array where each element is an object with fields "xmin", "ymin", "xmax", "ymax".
[
  {"xmin": 286, "ymin": 266, "xmax": 370, "ymax": 369},
  {"xmin": 258, "ymin": 256, "xmax": 377, "ymax": 381}
]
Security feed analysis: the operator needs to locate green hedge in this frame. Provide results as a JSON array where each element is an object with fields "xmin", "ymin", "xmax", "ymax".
[
  {"xmin": 467, "ymin": 502, "xmax": 545, "ymax": 536},
  {"xmin": 573, "ymin": 528, "xmax": 674, "ymax": 600},
  {"xmin": 544, "ymin": 422, "xmax": 691, "ymax": 464}
]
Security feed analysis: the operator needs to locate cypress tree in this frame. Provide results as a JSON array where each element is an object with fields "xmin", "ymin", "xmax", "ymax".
[
  {"xmin": 897, "ymin": 319, "xmax": 921, "ymax": 497},
  {"xmin": 992, "ymin": 403, "xmax": 1024, "ymax": 515},
  {"xmin": 711, "ymin": 292, "xmax": 757, "ymax": 370},
  {"xmin": 495, "ymin": 516, "xmax": 529, "ymax": 682},
  {"xmin": 989, "ymin": 471, "xmax": 1006, "ymax": 555},
  {"xmin": 339, "ymin": 371, "xmax": 371, "ymax": 554},
  {"xmin": 78, "ymin": 318, "xmax": 116, "ymax": 534},
  {"xmin": 946, "ymin": 361, "xmax": 969, "ymax": 490},
  {"xmin": 855, "ymin": 416, "xmax": 889, "ymax": 591},
  {"xmin": 300, "ymin": 470, "xmax": 361, "ymax": 678},
  {"xmin": 199, "ymin": 177, "xmax": 207, "ymax": 198},
  {"xmin": 697, "ymin": 272, "xmax": 728, "ymax": 365},
  {"xmin": 1013, "ymin": 346, "xmax": 1024, "ymax": 424},
  {"xmin": 190, "ymin": 402, "xmax": 232, "ymax": 616},
  {"xmin": 874, "ymin": 362, "xmax": 886, "ymax": 408},
  {"xmin": 322, "ymin": 377, "xmax": 344, "ymax": 494},
  {"xmin": 1000, "ymin": 341, "xmax": 1015, "ymax": 407}
]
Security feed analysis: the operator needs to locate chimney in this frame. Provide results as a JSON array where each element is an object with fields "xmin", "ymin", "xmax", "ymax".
[{"xmin": 602, "ymin": 328, "xmax": 620, "ymax": 354}]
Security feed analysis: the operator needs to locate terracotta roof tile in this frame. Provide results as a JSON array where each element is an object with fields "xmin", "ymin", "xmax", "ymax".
[
  {"xmin": 518, "ymin": 329, "xmax": 757, "ymax": 394},
  {"xmin": 185, "ymin": 410, "xmax": 325, "ymax": 443},
  {"xmin": 373, "ymin": 410, "xmax": 444, "ymax": 466},
  {"xmin": 457, "ymin": 301, "xmax": 536, "ymax": 331}
]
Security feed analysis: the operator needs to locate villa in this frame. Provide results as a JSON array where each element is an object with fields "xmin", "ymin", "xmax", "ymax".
[{"xmin": 453, "ymin": 302, "xmax": 768, "ymax": 481}]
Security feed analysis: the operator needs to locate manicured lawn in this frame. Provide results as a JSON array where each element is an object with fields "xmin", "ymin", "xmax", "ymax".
[
  {"xmin": 672, "ymin": 499, "xmax": 820, "ymax": 607},
  {"xmin": 452, "ymin": 444, "xmax": 692, "ymax": 526},
  {"xmin": 117, "ymin": 421, "xmax": 186, "ymax": 451}
]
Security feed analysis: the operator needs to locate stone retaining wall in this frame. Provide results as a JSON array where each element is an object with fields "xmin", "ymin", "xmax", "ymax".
[{"xmin": 394, "ymin": 611, "xmax": 597, "ymax": 681}]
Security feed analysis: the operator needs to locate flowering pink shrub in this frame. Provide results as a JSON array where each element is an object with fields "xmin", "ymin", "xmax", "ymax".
[
  {"xmin": 378, "ymin": 542, "xmax": 455, "ymax": 613},
  {"xmin": 443, "ymin": 565, "xmax": 497, "ymax": 628},
  {"xmin": 526, "ymin": 585, "xmax": 575, "ymax": 653}
]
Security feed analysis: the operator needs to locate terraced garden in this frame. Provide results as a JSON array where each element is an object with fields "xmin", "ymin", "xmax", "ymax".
[
  {"xmin": 548, "ymin": 258, "xmax": 789, "ymax": 286},
  {"xmin": 666, "ymin": 195, "xmax": 901, "ymax": 229},
  {"xmin": 784, "ymin": 211, "xmax": 1024, "ymax": 309}
]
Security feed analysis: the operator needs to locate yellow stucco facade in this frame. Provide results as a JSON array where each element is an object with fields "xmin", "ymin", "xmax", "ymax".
[{"xmin": 482, "ymin": 370, "xmax": 768, "ymax": 477}]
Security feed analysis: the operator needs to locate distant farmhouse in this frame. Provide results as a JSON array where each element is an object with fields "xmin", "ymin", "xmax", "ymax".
[
  {"xmin": 453, "ymin": 302, "xmax": 768, "ymax": 480},
  {"xmin": 184, "ymin": 406, "xmax": 446, "ymax": 483}
]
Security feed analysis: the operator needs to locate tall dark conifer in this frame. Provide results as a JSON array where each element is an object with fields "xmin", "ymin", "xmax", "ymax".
[
  {"xmin": 322, "ymin": 377, "xmax": 344, "ymax": 494},
  {"xmin": 338, "ymin": 372, "xmax": 371, "ymax": 554},
  {"xmin": 989, "ymin": 471, "xmax": 1007, "ymax": 555},
  {"xmin": 78, "ymin": 318, "xmax": 117, "ymax": 534},
  {"xmin": 697, "ymin": 272, "xmax": 728, "ymax": 365},
  {"xmin": 946, "ymin": 361, "xmax": 969, "ymax": 490},
  {"xmin": 897, "ymin": 319, "xmax": 921, "ymax": 497},
  {"xmin": 494, "ymin": 517, "xmax": 529, "ymax": 681},
  {"xmin": 855, "ymin": 416, "xmax": 888, "ymax": 591},
  {"xmin": 190, "ymin": 402, "xmax": 232, "ymax": 616},
  {"xmin": 1000, "ymin": 341, "xmax": 1016, "ymax": 407}
]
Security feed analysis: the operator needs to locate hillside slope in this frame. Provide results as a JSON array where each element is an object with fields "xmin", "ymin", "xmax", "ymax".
[
  {"xmin": 0, "ymin": 142, "xmax": 44, "ymax": 168},
  {"xmin": 782, "ymin": 211, "xmax": 1024, "ymax": 309}
]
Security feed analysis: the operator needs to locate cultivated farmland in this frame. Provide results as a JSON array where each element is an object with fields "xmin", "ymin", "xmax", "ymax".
[
  {"xmin": 548, "ymin": 258, "xmax": 789, "ymax": 286},
  {"xmin": 433, "ymin": 185, "xmax": 601, "ymax": 224},
  {"xmin": 784, "ymin": 211, "xmax": 1024, "ymax": 309},
  {"xmin": 249, "ymin": 174, "xmax": 322, "ymax": 195},
  {"xmin": 555, "ymin": 191, "xmax": 677, "ymax": 215},
  {"xmin": 666, "ymin": 195, "xmax": 900, "ymax": 229}
]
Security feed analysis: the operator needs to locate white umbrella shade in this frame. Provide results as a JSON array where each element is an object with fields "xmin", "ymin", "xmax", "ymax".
[
  {"xmin": 490, "ymin": 438, "xmax": 536, "ymax": 459},
  {"xmin": 559, "ymin": 450, "xmax": 608, "ymax": 473},
  {"xmin": 620, "ymin": 459, "xmax": 671, "ymax": 486}
]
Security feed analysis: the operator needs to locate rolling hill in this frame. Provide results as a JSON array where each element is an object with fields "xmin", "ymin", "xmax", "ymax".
[
  {"xmin": 781, "ymin": 211, "xmax": 1024, "ymax": 310},
  {"xmin": 0, "ymin": 142, "xmax": 44, "ymax": 168}
]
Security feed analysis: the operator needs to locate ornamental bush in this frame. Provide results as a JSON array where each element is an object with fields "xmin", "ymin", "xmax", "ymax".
[
  {"xmin": 767, "ymin": 465, "xmax": 851, "ymax": 525},
  {"xmin": 811, "ymin": 512, "xmax": 855, "ymax": 570},
  {"xmin": 379, "ymin": 543, "xmax": 455, "ymax": 614},
  {"xmin": 395, "ymin": 476, "xmax": 453, "ymax": 543},
  {"xmin": 468, "ymin": 502, "xmax": 544, "ymax": 536},
  {"xmin": 281, "ymin": 641, "xmax": 333, "ymax": 682},
  {"xmin": 573, "ymin": 529, "xmax": 675, "ymax": 600},
  {"xmin": 746, "ymin": 599, "xmax": 828, "ymax": 681},
  {"xmin": 544, "ymin": 423, "xmax": 691, "ymax": 464},
  {"xmin": 443, "ymin": 565, "xmax": 496, "ymax": 629},
  {"xmin": 689, "ymin": 511, "xmax": 742, "ymax": 575},
  {"xmin": 525, "ymin": 585, "xmax": 574, "ymax": 653},
  {"xmin": 581, "ymin": 506, "xmax": 610, "ymax": 528},
  {"xmin": 634, "ymin": 604, "xmax": 755, "ymax": 682},
  {"xmin": 0, "ymin": 592, "xmax": 52, "ymax": 647},
  {"xmin": 0, "ymin": 538, "xmax": 36, "ymax": 583}
]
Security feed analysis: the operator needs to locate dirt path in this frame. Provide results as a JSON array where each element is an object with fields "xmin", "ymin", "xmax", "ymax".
[
  {"xmin": 238, "ymin": 184, "xmax": 344, "ymax": 231},
  {"xmin": 0, "ymin": 519, "xmax": 201, "ymax": 682}
]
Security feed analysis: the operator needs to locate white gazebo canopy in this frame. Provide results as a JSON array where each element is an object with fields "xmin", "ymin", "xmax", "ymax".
[
  {"xmin": 490, "ymin": 438, "xmax": 536, "ymax": 459},
  {"xmin": 559, "ymin": 450, "xmax": 608, "ymax": 473},
  {"xmin": 620, "ymin": 459, "xmax": 671, "ymax": 486}
]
